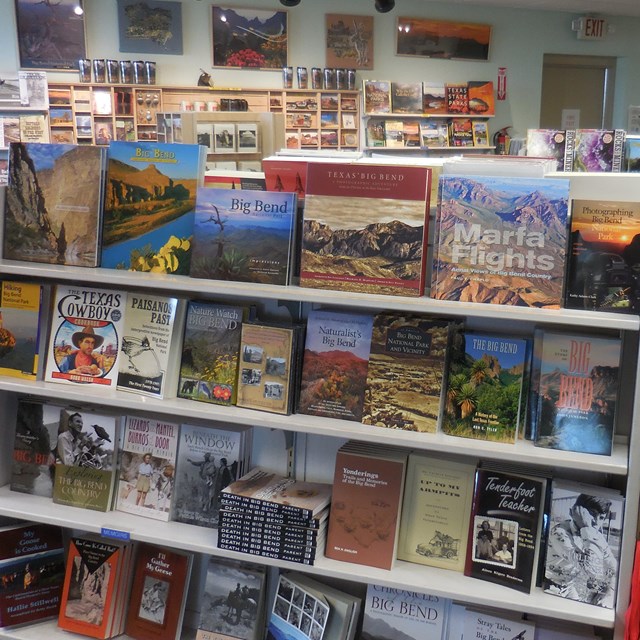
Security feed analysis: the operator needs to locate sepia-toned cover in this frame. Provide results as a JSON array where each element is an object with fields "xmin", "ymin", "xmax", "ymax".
[
  {"xmin": 390, "ymin": 82, "xmax": 423, "ymax": 114},
  {"xmin": 363, "ymin": 80, "xmax": 391, "ymax": 114}
]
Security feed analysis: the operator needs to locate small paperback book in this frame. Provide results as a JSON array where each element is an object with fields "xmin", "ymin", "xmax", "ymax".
[
  {"xmin": 116, "ymin": 415, "xmax": 179, "ymax": 521},
  {"xmin": 573, "ymin": 129, "xmax": 625, "ymax": 173},
  {"xmin": 462, "ymin": 607, "xmax": 536, "ymax": 640}
]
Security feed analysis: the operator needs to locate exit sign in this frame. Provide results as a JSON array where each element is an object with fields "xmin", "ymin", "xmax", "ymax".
[{"xmin": 573, "ymin": 16, "xmax": 608, "ymax": 40}]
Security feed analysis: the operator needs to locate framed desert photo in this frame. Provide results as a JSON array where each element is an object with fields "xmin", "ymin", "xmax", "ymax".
[
  {"xmin": 325, "ymin": 14, "xmax": 374, "ymax": 70},
  {"xmin": 117, "ymin": 0, "xmax": 184, "ymax": 55},
  {"xmin": 396, "ymin": 17, "xmax": 491, "ymax": 61},
  {"xmin": 14, "ymin": 0, "xmax": 87, "ymax": 70},
  {"xmin": 211, "ymin": 6, "xmax": 288, "ymax": 69}
]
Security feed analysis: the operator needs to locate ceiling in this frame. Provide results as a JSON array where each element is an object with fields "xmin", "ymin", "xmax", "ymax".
[{"xmin": 425, "ymin": 0, "xmax": 640, "ymax": 17}]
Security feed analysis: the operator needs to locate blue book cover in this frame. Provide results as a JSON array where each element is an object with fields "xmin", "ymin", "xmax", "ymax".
[
  {"xmin": 101, "ymin": 141, "xmax": 204, "ymax": 273},
  {"xmin": 190, "ymin": 187, "xmax": 297, "ymax": 285}
]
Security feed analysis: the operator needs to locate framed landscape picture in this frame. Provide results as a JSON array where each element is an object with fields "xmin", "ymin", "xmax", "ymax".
[
  {"xmin": 325, "ymin": 14, "xmax": 374, "ymax": 69},
  {"xmin": 117, "ymin": 0, "xmax": 183, "ymax": 55},
  {"xmin": 211, "ymin": 6, "xmax": 288, "ymax": 69}
]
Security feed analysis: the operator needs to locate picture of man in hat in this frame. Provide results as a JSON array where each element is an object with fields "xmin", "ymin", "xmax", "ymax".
[{"xmin": 58, "ymin": 326, "xmax": 105, "ymax": 376}]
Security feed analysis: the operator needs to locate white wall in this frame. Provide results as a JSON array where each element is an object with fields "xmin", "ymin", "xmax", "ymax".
[{"xmin": 2, "ymin": 0, "xmax": 640, "ymax": 137}]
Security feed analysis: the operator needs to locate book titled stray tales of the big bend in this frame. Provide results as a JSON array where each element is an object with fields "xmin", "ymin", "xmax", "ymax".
[
  {"xmin": 301, "ymin": 163, "xmax": 431, "ymax": 296},
  {"xmin": 101, "ymin": 141, "xmax": 205, "ymax": 273},
  {"xmin": 432, "ymin": 174, "xmax": 570, "ymax": 308}
]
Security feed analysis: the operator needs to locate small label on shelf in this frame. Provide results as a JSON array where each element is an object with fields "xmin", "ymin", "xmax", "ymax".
[{"xmin": 101, "ymin": 527, "xmax": 131, "ymax": 541}]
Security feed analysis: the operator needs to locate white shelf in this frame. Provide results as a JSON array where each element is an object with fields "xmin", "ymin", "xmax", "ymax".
[{"xmin": 363, "ymin": 112, "xmax": 495, "ymax": 119}]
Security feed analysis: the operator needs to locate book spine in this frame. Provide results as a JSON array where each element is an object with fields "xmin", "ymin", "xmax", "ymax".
[
  {"xmin": 217, "ymin": 529, "xmax": 321, "ymax": 553},
  {"xmin": 219, "ymin": 493, "xmax": 314, "ymax": 520},
  {"xmin": 219, "ymin": 505, "xmax": 322, "ymax": 529},
  {"xmin": 218, "ymin": 518, "xmax": 320, "ymax": 544},
  {"xmin": 216, "ymin": 539, "xmax": 317, "ymax": 565},
  {"xmin": 563, "ymin": 129, "xmax": 576, "ymax": 171},
  {"xmin": 612, "ymin": 129, "xmax": 626, "ymax": 172}
]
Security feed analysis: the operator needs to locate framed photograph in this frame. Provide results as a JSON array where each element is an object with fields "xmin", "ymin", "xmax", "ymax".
[
  {"xmin": 341, "ymin": 113, "xmax": 356, "ymax": 129},
  {"xmin": 237, "ymin": 123, "xmax": 259, "ymax": 153},
  {"xmin": 51, "ymin": 129, "xmax": 75, "ymax": 144},
  {"xmin": 117, "ymin": 0, "xmax": 183, "ymax": 55},
  {"xmin": 14, "ymin": 0, "xmax": 86, "ymax": 70},
  {"xmin": 396, "ymin": 17, "xmax": 491, "ymax": 61},
  {"xmin": 197, "ymin": 122, "xmax": 214, "ymax": 152},
  {"xmin": 213, "ymin": 123, "xmax": 236, "ymax": 153},
  {"xmin": 49, "ymin": 108, "xmax": 73, "ymax": 126},
  {"xmin": 326, "ymin": 14, "xmax": 374, "ymax": 70},
  {"xmin": 211, "ymin": 6, "xmax": 288, "ymax": 69}
]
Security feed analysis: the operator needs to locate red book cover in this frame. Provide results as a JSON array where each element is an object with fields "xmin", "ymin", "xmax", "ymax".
[{"xmin": 263, "ymin": 158, "xmax": 307, "ymax": 201}]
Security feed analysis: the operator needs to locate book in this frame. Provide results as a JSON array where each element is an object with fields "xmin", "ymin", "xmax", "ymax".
[
  {"xmin": 403, "ymin": 120, "xmax": 421, "ymax": 147},
  {"xmin": 219, "ymin": 504, "xmax": 328, "ymax": 530},
  {"xmin": 422, "ymin": 81, "xmax": 447, "ymax": 115},
  {"xmin": 449, "ymin": 119, "xmax": 474, "ymax": 147},
  {"xmin": 325, "ymin": 441, "xmax": 408, "ymax": 570},
  {"xmin": 4, "ymin": 142, "xmax": 105, "ymax": 267},
  {"xmin": 19, "ymin": 113, "xmax": 49, "ymax": 142},
  {"xmin": 190, "ymin": 187, "xmax": 297, "ymax": 286},
  {"xmin": 125, "ymin": 543, "xmax": 194, "ymax": 640},
  {"xmin": 445, "ymin": 83, "xmax": 469, "ymax": 114},
  {"xmin": 52, "ymin": 407, "xmax": 119, "ymax": 512},
  {"xmin": 300, "ymin": 162, "xmax": 432, "ymax": 296},
  {"xmin": 366, "ymin": 119, "xmax": 386, "ymax": 147},
  {"xmin": 565, "ymin": 198, "xmax": 640, "ymax": 313},
  {"xmin": 297, "ymin": 308, "xmax": 374, "ymax": 421},
  {"xmin": 173, "ymin": 421, "xmax": 251, "ymax": 527},
  {"xmin": 543, "ymin": 479, "xmax": 624, "ymax": 609},
  {"xmin": 420, "ymin": 121, "xmax": 449, "ymax": 148},
  {"xmin": 117, "ymin": 292, "xmax": 186, "ymax": 398},
  {"xmin": 177, "ymin": 301, "xmax": 245, "ymax": 406},
  {"xmin": 262, "ymin": 158, "xmax": 307, "ymax": 201},
  {"xmin": 441, "ymin": 331, "xmax": 529, "ymax": 443},
  {"xmin": 397, "ymin": 452, "xmax": 476, "ymax": 572},
  {"xmin": 362, "ymin": 312, "xmax": 452, "ymax": 434},
  {"xmin": 363, "ymin": 80, "xmax": 392, "ymax": 114},
  {"xmin": 383, "ymin": 120, "xmax": 405, "ymax": 148},
  {"xmin": 44, "ymin": 284, "xmax": 126, "ymax": 388},
  {"xmin": 216, "ymin": 538, "xmax": 321, "ymax": 566},
  {"xmin": 462, "ymin": 607, "xmax": 536, "ymax": 640},
  {"xmin": 101, "ymin": 140, "xmax": 205, "ymax": 273},
  {"xmin": 533, "ymin": 331, "xmax": 621, "ymax": 456},
  {"xmin": 214, "ymin": 124, "xmax": 237, "ymax": 153},
  {"xmin": 471, "ymin": 120, "xmax": 489, "ymax": 146},
  {"xmin": 391, "ymin": 82, "xmax": 423, "ymax": 114},
  {"xmin": 467, "ymin": 81, "xmax": 495, "ymax": 116},
  {"xmin": 526, "ymin": 129, "xmax": 571, "ymax": 171},
  {"xmin": 195, "ymin": 556, "xmax": 266, "ymax": 640},
  {"xmin": 218, "ymin": 513, "xmax": 323, "ymax": 545},
  {"xmin": 573, "ymin": 129, "xmax": 625, "ymax": 172},
  {"xmin": 237, "ymin": 123, "xmax": 259, "ymax": 153},
  {"xmin": 361, "ymin": 584, "xmax": 450, "ymax": 640},
  {"xmin": 115, "ymin": 415, "xmax": 179, "ymax": 521},
  {"xmin": 431, "ymin": 174, "xmax": 570, "ymax": 308},
  {"xmin": 465, "ymin": 467, "xmax": 546, "ymax": 593},
  {"xmin": 0, "ymin": 522, "xmax": 65, "ymax": 628}
]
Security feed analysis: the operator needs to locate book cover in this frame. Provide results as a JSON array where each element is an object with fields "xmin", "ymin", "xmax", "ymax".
[
  {"xmin": 101, "ymin": 140, "xmax": 204, "ymax": 273},
  {"xmin": 397, "ymin": 452, "xmax": 476, "ymax": 572},
  {"xmin": 383, "ymin": 120, "xmax": 405, "ymax": 148},
  {"xmin": 363, "ymin": 80, "xmax": 391, "ymax": 114},
  {"xmin": 115, "ymin": 415, "xmax": 179, "ymax": 521},
  {"xmin": 526, "ymin": 129, "xmax": 568, "ymax": 171},
  {"xmin": 214, "ymin": 124, "xmax": 237, "ymax": 153},
  {"xmin": 565, "ymin": 199, "xmax": 640, "ymax": 313},
  {"xmin": 625, "ymin": 136, "xmax": 640, "ymax": 172},
  {"xmin": 52, "ymin": 407, "xmax": 119, "ymax": 512},
  {"xmin": 0, "ymin": 523, "xmax": 65, "ymax": 628},
  {"xmin": 465, "ymin": 468, "xmax": 545, "ymax": 593},
  {"xmin": 190, "ymin": 188, "xmax": 297, "ymax": 286},
  {"xmin": 442, "ymin": 332, "xmax": 528, "ymax": 443},
  {"xmin": 420, "ymin": 121, "xmax": 449, "ymax": 148},
  {"xmin": 195, "ymin": 556, "xmax": 266, "ymax": 640},
  {"xmin": 391, "ymin": 82, "xmax": 423, "ymax": 114},
  {"xmin": 301, "ymin": 163, "xmax": 432, "ymax": 296},
  {"xmin": 173, "ymin": 422, "xmax": 248, "ymax": 527},
  {"xmin": 472, "ymin": 121, "xmax": 489, "ymax": 147},
  {"xmin": 177, "ymin": 301, "xmax": 244, "ymax": 406},
  {"xmin": 361, "ymin": 584, "xmax": 450, "ymax": 640},
  {"xmin": 445, "ymin": 83, "xmax": 469, "ymax": 114},
  {"xmin": 449, "ymin": 119, "xmax": 474, "ymax": 147},
  {"xmin": 297, "ymin": 309, "xmax": 373, "ymax": 421},
  {"xmin": 431, "ymin": 174, "xmax": 570, "ymax": 308},
  {"xmin": 543, "ymin": 479, "xmax": 623, "ymax": 609},
  {"xmin": 467, "ymin": 81, "xmax": 495, "ymax": 116},
  {"xmin": 462, "ymin": 608, "xmax": 535, "ymax": 640},
  {"xmin": 573, "ymin": 129, "xmax": 625, "ymax": 173},
  {"xmin": 362, "ymin": 312, "xmax": 451, "ymax": 434},
  {"xmin": 117, "ymin": 292, "xmax": 185, "ymax": 398},
  {"xmin": 4, "ymin": 142, "xmax": 105, "ymax": 267},
  {"xmin": 19, "ymin": 114, "xmax": 49, "ymax": 142},
  {"xmin": 534, "ymin": 331, "xmax": 621, "ymax": 456},
  {"xmin": 125, "ymin": 543, "xmax": 194, "ymax": 640},
  {"xmin": 366, "ymin": 119, "xmax": 386, "ymax": 148},
  {"xmin": 403, "ymin": 121, "xmax": 421, "ymax": 147},
  {"xmin": 422, "ymin": 82, "xmax": 447, "ymax": 115},
  {"xmin": 44, "ymin": 284, "xmax": 126, "ymax": 387},
  {"xmin": 262, "ymin": 158, "xmax": 307, "ymax": 201}
]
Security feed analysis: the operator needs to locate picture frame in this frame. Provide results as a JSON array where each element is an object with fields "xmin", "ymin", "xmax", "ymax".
[
  {"xmin": 325, "ymin": 13, "xmax": 374, "ymax": 70},
  {"xmin": 197, "ymin": 122, "xmax": 214, "ymax": 152},
  {"xmin": 396, "ymin": 17, "xmax": 491, "ymax": 61},
  {"xmin": 213, "ymin": 123, "xmax": 236, "ymax": 153},
  {"xmin": 117, "ymin": 0, "xmax": 183, "ymax": 55},
  {"xmin": 237, "ymin": 123, "xmax": 259, "ymax": 153},
  {"xmin": 211, "ymin": 6, "xmax": 288, "ymax": 69},
  {"xmin": 14, "ymin": 0, "xmax": 87, "ymax": 70}
]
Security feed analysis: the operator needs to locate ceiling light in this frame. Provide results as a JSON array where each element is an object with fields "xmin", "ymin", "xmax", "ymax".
[
  {"xmin": 280, "ymin": 0, "xmax": 301, "ymax": 6},
  {"xmin": 375, "ymin": 0, "xmax": 395, "ymax": 12}
]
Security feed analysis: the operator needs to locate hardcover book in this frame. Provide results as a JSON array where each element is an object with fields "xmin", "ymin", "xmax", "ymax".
[
  {"xmin": 44, "ymin": 284, "xmax": 126, "ymax": 388},
  {"xmin": 301, "ymin": 162, "xmax": 432, "ymax": 296},
  {"xmin": 4, "ymin": 142, "xmax": 105, "ymax": 267},
  {"xmin": 363, "ymin": 80, "xmax": 392, "ymax": 114},
  {"xmin": 445, "ymin": 83, "xmax": 469, "ymax": 114},
  {"xmin": 390, "ymin": 82, "xmax": 423, "ymax": 114},
  {"xmin": 101, "ymin": 140, "xmax": 205, "ymax": 273},
  {"xmin": 297, "ymin": 309, "xmax": 374, "ymax": 421},
  {"xmin": 362, "ymin": 312, "xmax": 452, "ymax": 434},
  {"xmin": 190, "ymin": 187, "xmax": 297, "ymax": 286},
  {"xmin": 533, "ymin": 331, "xmax": 621, "ymax": 456},
  {"xmin": 573, "ymin": 129, "xmax": 625, "ymax": 173},
  {"xmin": 397, "ymin": 452, "xmax": 476, "ymax": 572},
  {"xmin": 467, "ymin": 81, "xmax": 495, "ymax": 116},
  {"xmin": 178, "ymin": 301, "xmax": 245, "ymax": 406},
  {"xmin": 422, "ymin": 82, "xmax": 447, "ymax": 115},
  {"xmin": 565, "ymin": 199, "xmax": 640, "ymax": 313},
  {"xmin": 431, "ymin": 174, "xmax": 570, "ymax": 308},
  {"xmin": 115, "ymin": 415, "xmax": 179, "ymax": 521}
]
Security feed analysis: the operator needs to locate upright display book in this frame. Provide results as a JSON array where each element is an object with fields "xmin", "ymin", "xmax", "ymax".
[
  {"xmin": 362, "ymin": 312, "xmax": 451, "ymax": 434},
  {"xmin": 565, "ymin": 199, "xmax": 640, "ymax": 313},
  {"xmin": 301, "ymin": 162, "xmax": 432, "ymax": 296},
  {"xmin": 116, "ymin": 415, "xmax": 179, "ymax": 521},
  {"xmin": 573, "ymin": 129, "xmax": 625, "ymax": 173},
  {"xmin": 397, "ymin": 453, "xmax": 476, "ymax": 572},
  {"xmin": 44, "ymin": 284, "xmax": 126, "ymax": 387},
  {"xmin": 526, "ymin": 129, "xmax": 572, "ymax": 171},
  {"xmin": 190, "ymin": 187, "xmax": 297, "ymax": 286},
  {"xmin": 420, "ymin": 121, "xmax": 449, "ymax": 148},
  {"xmin": 390, "ymin": 82, "xmax": 423, "ymax": 114},
  {"xmin": 543, "ymin": 479, "xmax": 624, "ymax": 609},
  {"xmin": 4, "ymin": 142, "xmax": 105, "ymax": 266},
  {"xmin": 363, "ymin": 80, "xmax": 392, "ymax": 114},
  {"xmin": 533, "ymin": 331, "xmax": 621, "ymax": 456},
  {"xmin": 125, "ymin": 543, "xmax": 194, "ymax": 640},
  {"xmin": 101, "ymin": 141, "xmax": 204, "ymax": 273},
  {"xmin": 446, "ymin": 83, "xmax": 469, "ymax": 114},
  {"xmin": 431, "ymin": 175, "xmax": 570, "ymax": 308},
  {"xmin": 178, "ymin": 301, "xmax": 244, "ymax": 406},
  {"xmin": 117, "ymin": 292, "xmax": 185, "ymax": 398},
  {"xmin": 465, "ymin": 467, "xmax": 546, "ymax": 593},
  {"xmin": 449, "ymin": 119, "xmax": 474, "ymax": 147},
  {"xmin": 463, "ymin": 608, "xmax": 535, "ymax": 640},
  {"xmin": 422, "ymin": 82, "xmax": 447, "ymax": 115},
  {"xmin": 468, "ymin": 81, "xmax": 495, "ymax": 116},
  {"xmin": 472, "ymin": 121, "xmax": 489, "ymax": 147},
  {"xmin": 297, "ymin": 309, "xmax": 373, "ymax": 421},
  {"xmin": 0, "ymin": 523, "xmax": 65, "ymax": 628}
]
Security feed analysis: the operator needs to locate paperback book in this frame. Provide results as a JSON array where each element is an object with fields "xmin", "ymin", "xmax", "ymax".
[
  {"xmin": 383, "ymin": 121, "xmax": 405, "ymax": 148},
  {"xmin": 467, "ymin": 81, "xmax": 495, "ymax": 116},
  {"xmin": 420, "ymin": 121, "xmax": 449, "ymax": 148},
  {"xmin": 449, "ymin": 119, "xmax": 474, "ymax": 147},
  {"xmin": 422, "ymin": 82, "xmax": 447, "ymax": 115},
  {"xmin": 463, "ymin": 607, "xmax": 536, "ymax": 640},
  {"xmin": 573, "ymin": 129, "xmax": 625, "ymax": 173},
  {"xmin": 526, "ymin": 129, "xmax": 573, "ymax": 171},
  {"xmin": 366, "ymin": 119, "xmax": 386, "ymax": 148},
  {"xmin": 472, "ymin": 121, "xmax": 489, "ymax": 147},
  {"xmin": 363, "ymin": 80, "xmax": 392, "ymax": 114},
  {"xmin": 390, "ymin": 82, "xmax": 423, "ymax": 114}
]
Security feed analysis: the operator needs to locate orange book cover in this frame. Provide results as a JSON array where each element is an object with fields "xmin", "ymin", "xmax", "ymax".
[{"xmin": 468, "ymin": 81, "xmax": 495, "ymax": 116}]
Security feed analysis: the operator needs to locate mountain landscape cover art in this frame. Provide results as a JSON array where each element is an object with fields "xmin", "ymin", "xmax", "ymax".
[{"xmin": 432, "ymin": 175, "xmax": 570, "ymax": 307}]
